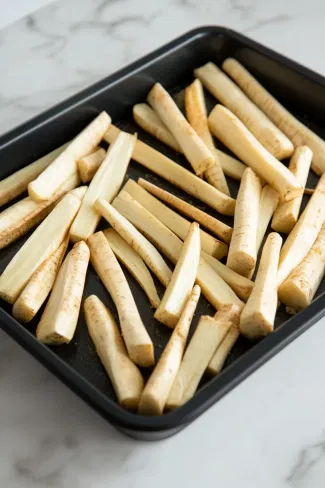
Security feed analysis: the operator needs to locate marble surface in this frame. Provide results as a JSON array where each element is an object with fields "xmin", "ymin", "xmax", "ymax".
[{"xmin": 2, "ymin": 0, "xmax": 325, "ymax": 487}]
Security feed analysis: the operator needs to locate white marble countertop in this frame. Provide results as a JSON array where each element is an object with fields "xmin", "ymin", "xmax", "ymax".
[{"xmin": 1, "ymin": 0, "xmax": 325, "ymax": 487}]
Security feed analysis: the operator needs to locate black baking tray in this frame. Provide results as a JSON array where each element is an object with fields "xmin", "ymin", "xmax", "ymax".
[{"xmin": 1, "ymin": 26, "xmax": 325, "ymax": 441}]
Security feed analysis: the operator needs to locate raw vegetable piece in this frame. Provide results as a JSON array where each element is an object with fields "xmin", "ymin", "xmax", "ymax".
[
  {"xmin": 78, "ymin": 147, "xmax": 106, "ymax": 183},
  {"xmin": 256, "ymin": 185, "xmax": 279, "ymax": 251},
  {"xmin": 207, "ymin": 326, "xmax": 240, "ymax": 375}
]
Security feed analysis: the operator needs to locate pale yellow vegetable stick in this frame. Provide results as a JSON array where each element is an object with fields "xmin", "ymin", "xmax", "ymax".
[
  {"xmin": 166, "ymin": 305, "xmax": 241, "ymax": 409},
  {"xmin": 123, "ymin": 179, "xmax": 228, "ymax": 259},
  {"xmin": 36, "ymin": 241, "xmax": 89, "ymax": 344},
  {"xmin": 77, "ymin": 147, "xmax": 106, "ymax": 183},
  {"xmin": 207, "ymin": 326, "xmax": 240, "ymax": 375},
  {"xmin": 0, "ymin": 142, "xmax": 69, "ymax": 207},
  {"xmin": 138, "ymin": 285, "xmax": 201, "ymax": 415},
  {"xmin": 12, "ymin": 236, "xmax": 69, "ymax": 323},
  {"xmin": 195, "ymin": 62, "xmax": 293, "ymax": 159},
  {"xmin": 95, "ymin": 199, "xmax": 172, "ymax": 287},
  {"xmin": 223, "ymin": 57, "xmax": 325, "ymax": 175},
  {"xmin": 0, "ymin": 192, "xmax": 82, "ymax": 304},
  {"xmin": 70, "ymin": 132, "xmax": 136, "ymax": 242},
  {"xmin": 103, "ymin": 229, "xmax": 160, "ymax": 308},
  {"xmin": 278, "ymin": 225, "xmax": 325, "ymax": 312},
  {"xmin": 240, "ymin": 233, "xmax": 282, "ymax": 339},
  {"xmin": 209, "ymin": 105, "xmax": 303, "ymax": 202},
  {"xmin": 154, "ymin": 223, "xmax": 200, "ymax": 328},
  {"xmin": 215, "ymin": 149, "xmax": 246, "ymax": 181},
  {"xmin": 277, "ymin": 173, "xmax": 325, "ymax": 287},
  {"xmin": 84, "ymin": 295, "xmax": 144, "ymax": 409},
  {"xmin": 147, "ymin": 83, "xmax": 214, "ymax": 175},
  {"xmin": 29, "ymin": 111, "xmax": 111, "ymax": 201},
  {"xmin": 272, "ymin": 146, "xmax": 312, "ymax": 233},
  {"xmin": 88, "ymin": 232, "xmax": 154, "ymax": 367},
  {"xmin": 138, "ymin": 178, "xmax": 232, "ymax": 243},
  {"xmin": 185, "ymin": 79, "xmax": 229, "ymax": 195},
  {"xmin": 227, "ymin": 168, "xmax": 262, "ymax": 277},
  {"xmin": 104, "ymin": 125, "xmax": 236, "ymax": 215},
  {"xmin": 69, "ymin": 185, "xmax": 88, "ymax": 200},
  {"xmin": 256, "ymin": 185, "xmax": 279, "ymax": 251}
]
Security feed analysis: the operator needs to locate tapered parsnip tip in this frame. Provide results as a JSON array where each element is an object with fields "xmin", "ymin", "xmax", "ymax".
[{"xmin": 69, "ymin": 185, "xmax": 88, "ymax": 199}]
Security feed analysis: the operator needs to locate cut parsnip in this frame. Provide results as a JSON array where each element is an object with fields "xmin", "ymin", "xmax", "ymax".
[
  {"xmin": 12, "ymin": 236, "xmax": 69, "ymax": 323},
  {"xmin": 215, "ymin": 149, "xmax": 246, "ymax": 180},
  {"xmin": 36, "ymin": 241, "xmax": 89, "ymax": 344},
  {"xmin": 154, "ymin": 223, "xmax": 200, "ymax": 327},
  {"xmin": 70, "ymin": 132, "xmax": 136, "ymax": 242},
  {"xmin": 272, "ymin": 146, "xmax": 312, "ymax": 233},
  {"xmin": 278, "ymin": 225, "xmax": 325, "ymax": 311},
  {"xmin": 256, "ymin": 185, "xmax": 279, "ymax": 251},
  {"xmin": 207, "ymin": 326, "xmax": 240, "ymax": 375},
  {"xmin": 147, "ymin": 83, "xmax": 214, "ymax": 175},
  {"xmin": 84, "ymin": 295, "xmax": 144, "ymax": 409},
  {"xmin": 195, "ymin": 62, "xmax": 293, "ymax": 159},
  {"xmin": 166, "ymin": 305, "xmax": 241, "ymax": 409},
  {"xmin": 29, "ymin": 111, "xmax": 111, "ymax": 201},
  {"xmin": 122, "ymin": 180, "xmax": 228, "ymax": 259},
  {"xmin": 223, "ymin": 57, "xmax": 325, "ymax": 175},
  {"xmin": 0, "ymin": 142, "xmax": 69, "ymax": 207},
  {"xmin": 277, "ymin": 173, "xmax": 325, "ymax": 286},
  {"xmin": 103, "ymin": 229, "xmax": 160, "ymax": 308},
  {"xmin": 88, "ymin": 232, "xmax": 154, "ymax": 367},
  {"xmin": 240, "ymin": 233, "xmax": 282, "ymax": 339},
  {"xmin": 138, "ymin": 285, "xmax": 201, "ymax": 415},
  {"xmin": 138, "ymin": 178, "xmax": 232, "ymax": 243},
  {"xmin": 133, "ymin": 103, "xmax": 181, "ymax": 152},
  {"xmin": 95, "ymin": 199, "xmax": 172, "ymax": 287},
  {"xmin": 185, "ymin": 79, "xmax": 229, "ymax": 195},
  {"xmin": 104, "ymin": 125, "xmax": 236, "ymax": 215},
  {"xmin": 201, "ymin": 252, "xmax": 253, "ymax": 302},
  {"xmin": 69, "ymin": 185, "xmax": 88, "ymax": 200},
  {"xmin": 227, "ymin": 168, "xmax": 262, "ymax": 277},
  {"xmin": 0, "ymin": 192, "xmax": 82, "ymax": 304},
  {"xmin": 77, "ymin": 147, "xmax": 106, "ymax": 183},
  {"xmin": 110, "ymin": 191, "xmax": 243, "ymax": 310},
  {"xmin": 209, "ymin": 105, "xmax": 302, "ymax": 202}
]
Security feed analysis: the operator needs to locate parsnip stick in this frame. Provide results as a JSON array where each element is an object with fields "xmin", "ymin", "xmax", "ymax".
[
  {"xmin": 209, "ymin": 105, "xmax": 303, "ymax": 201},
  {"xmin": 103, "ymin": 229, "xmax": 160, "ymax": 308},
  {"xmin": 154, "ymin": 223, "xmax": 200, "ymax": 327},
  {"xmin": 84, "ymin": 295, "xmax": 144, "ymax": 409},
  {"xmin": 138, "ymin": 285, "xmax": 201, "ymax": 415},
  {"xmin": 272, "ymin": 146, "xmax": 312, "ymax": 233},
  {"xmin": 138, "ymin": 178, "xmax": 232, "ymax": 243},
  {"xmin": 104, "ymin": 125, "xmax": 236, "ymax": 215},
  {"xmin": 147, "ymin": 83, "xmax": 214, "ymax": 175},
  {"xmin": 12, "ymin": 236, "xmax": 69, "ymax": 323},
  {"xmin": 256, "ymin": 185, "xmax": 279, "ymax": 251},
  {"xmin": 70, "ymin": 132, "xmax": 136, "ymax": 242},
  {"xmin": 195, "ymin": 62, "xmax": 293, "ymax": 159},
  {"xmin": 215, "ymin": 149, "xmax": 246, "ymax": 180},
  {"xmin": 88, "ymin": 232, "xmax": 154, "ymax": 367},
  {"xmin": 36, "ymin": 241, "xmax": 89, "ymax": 344},
  {"xmin": 240, "ymin": 233, "xmax": 282, "ymax": 339},
  {"xmin": 29, "ymin": 111, "xmax": 111, "ymax": 201},
  {"xmin": 95, "ymin": 199, "xmax": 172, "ymax": 287},
  {"xmin": 109, "ymin": 191, "xmax": 243, "ymax": 309},
  {"xmin": 277, "ymin": 173, "xmax": 325, "ymax": 286},
  {"xmin": 123, "ymin": 179, "xmax": 228, "ymax": 259},
  {"xmin": 0, "ymin": 192, "xmax": 82, "ymax": 304},
  {"xmin": 69, "ymin": 185, "xmax": 88, "ymax": 200},
  {"xmin": 201, "ymin": 252, "xmax": 253, "ymax": 302},
  {"xmin": 0, "ymin": 142, "xmax": 69, "ymax": 207},
  {"xmin": 207, "ymin": 326, "xmax": 240, "ymax": 375},
  {"xmin": 278, "ymin": 225, "xmax": 325, "ymax": 311},
  {"xmin": 78, "ymin": 147, "xmax": 106, "ymax": 183},
  {"xmin": 227, "ymin": 168, "xmax": 262, "ymax": 277},
  {"xmin": 166, "ymin": 305, "xmax": 241, "ymax": 409},
  {"xmin": 185, "ymin": 79, "xmax": 229, "ymax": 195},
  {"xmin": 223, "ymin": 57, "xmax": 325, "ymax": 175},
  {"xmin": 133, "ymin": 103, "xmax": 181, "ymax": 152}
]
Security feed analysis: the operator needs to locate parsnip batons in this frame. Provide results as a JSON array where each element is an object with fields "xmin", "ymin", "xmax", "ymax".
[
  {"xmin": 78, "ymin": 147, "xmax": 106, "ymax": 183},
  {"xmin": 84, "ymin": 295, "xmax": 144, "ymax": 409},
  {"xmin": 36, "ymin": 241, "xmax": 90, "ymax": 344},
  {"xmin": 227, "ymin": 168, "xmax": 262, "ymax": 277},
  {"xmin": 256, "ymin": 185, "xmax": 279, "ymax": 251},
  {"xmin": 207, "ymin": 326, "xmax": 240, "ymax": 375},
  {"xmin": 208, "ymin": 105, "xmax": 302, "ymax": 202},
  {"xmin": 195, "ymin": 62, "xmax": 293, "ymax": 159},
  {"xmin": 138, "ymin": 285, "xmax": 201, "ymax": 415},
  {"xmin": 88, "ymin": 232, "xmax": 154, "ymax": 367},
  {"xmin": 240, "ymin": 233, "xmax": 282, "ymax": 339}
]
